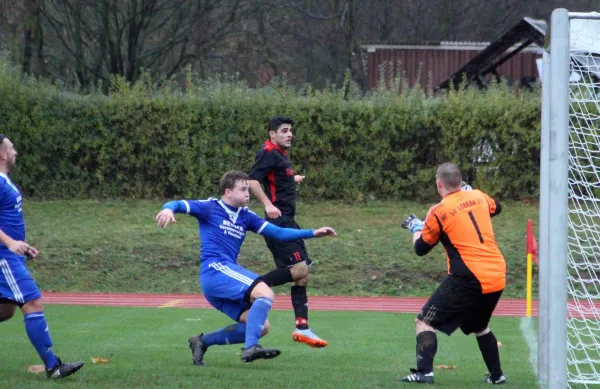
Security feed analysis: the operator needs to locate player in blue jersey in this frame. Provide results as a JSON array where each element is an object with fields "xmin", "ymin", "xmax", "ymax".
[
  {"xmin": 0, "ymin": 135, "xmax": 84, "ymax": 379},
  {"xmin": 155, "ymin": 170, "xmax": 337, "ymax": 364}
]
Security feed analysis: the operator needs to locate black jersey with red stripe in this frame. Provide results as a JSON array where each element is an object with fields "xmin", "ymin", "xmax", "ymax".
[{"xmin": 248, "ymin": 140, "xmax": 296, "ymax": 216}]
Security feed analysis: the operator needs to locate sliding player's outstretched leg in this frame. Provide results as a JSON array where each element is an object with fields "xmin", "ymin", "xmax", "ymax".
[
  {"xmin": 187, "ymin": 322, "xmax": 247, "ymax": 366},
  {"xmin": 241, "ymin": 282, "xmax": 281, "ymax": 363},
  {"xmin": 241, "ymin": 344, "xmax": 281, "ymax": 363},
  {"xmin": 188, "ymin": 333, "xmax": 209, "ymax": 366}
]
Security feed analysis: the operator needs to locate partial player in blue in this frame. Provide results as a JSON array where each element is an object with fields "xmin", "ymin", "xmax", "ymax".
[
  {"xmin": 0, "ymin": 135, "xmax": 84, "ymax": 379},
  {"xmin": 155, "ymin": 171, "xmax": 337, "ymax": 364}
]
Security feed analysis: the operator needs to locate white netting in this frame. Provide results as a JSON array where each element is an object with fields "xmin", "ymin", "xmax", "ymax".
[{"xmin": 567, "ymin": 16, "xmax": 600, "ymax": 388}]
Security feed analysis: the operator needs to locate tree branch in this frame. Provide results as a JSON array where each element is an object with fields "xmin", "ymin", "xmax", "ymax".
[
  {"xmin": 40, "ymin": 5, "xmax": 112, "ymax": 83},
  {"xmin": 269, "ymin": 0, "xmax": 347, "ymax": 21}
]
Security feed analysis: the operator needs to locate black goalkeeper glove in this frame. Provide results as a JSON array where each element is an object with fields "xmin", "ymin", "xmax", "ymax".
[{"xmin": 401, "ymin": 214, "xmax": 424, "ymax": 233}]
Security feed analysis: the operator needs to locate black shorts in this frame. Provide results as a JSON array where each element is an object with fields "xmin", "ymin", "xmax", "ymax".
[
  {"xmin": 417, "ymin": 275, "xmax": 503, "ymax": 336},
  {"xmin": 264, "ymin": 215, "xmax": 312, "ymax": 268}
]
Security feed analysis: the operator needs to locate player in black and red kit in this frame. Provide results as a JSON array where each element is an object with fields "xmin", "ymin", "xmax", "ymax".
[{"xmin": 248, "ymin": 116, "xmax": 327, "ymax": 348}]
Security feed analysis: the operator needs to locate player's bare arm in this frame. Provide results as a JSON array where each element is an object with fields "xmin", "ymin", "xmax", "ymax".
[
  {"xmin": 313, "ymin": 227, "xmax": 337, "ymax": 238},
  {"xmin": 294, "ymin": 175, "xmax": 305, "ymax": 184},
  {"xmin": 412, "ymin": 231, "xmax": 422, "ymax": 244},
  {"xmin": 0, "ymin": 227, "xmax": 38, "ymax": 257},
  {"xmin": 248, "ymin": 179, "xmax": 281, "ymax": 218},
  {"xmin": 155, "ymin": 209, "xmax": 177, "ymax": 228}
]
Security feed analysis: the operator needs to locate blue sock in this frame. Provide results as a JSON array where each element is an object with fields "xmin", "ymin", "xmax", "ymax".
[
  {"xmin": 244, "ymin": 297, "xmax": 272, "ymax": 349},
  {"xmin": 24, "ymin": 312, "xmax": 58, "ymax": 370},
  {"xmin": 202, "ymin": 323, "xmax": 246, "ymax": 346}
]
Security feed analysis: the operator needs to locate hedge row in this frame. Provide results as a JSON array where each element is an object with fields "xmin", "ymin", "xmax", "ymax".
[{"xmin": 0, "ymin": 61, "xmax": 542, "ymax": 201}]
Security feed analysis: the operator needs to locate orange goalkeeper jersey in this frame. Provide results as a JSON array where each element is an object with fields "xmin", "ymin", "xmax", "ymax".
[{"xmin": 420, "ymin": 189, "xmax": 506, "ymax": 293}]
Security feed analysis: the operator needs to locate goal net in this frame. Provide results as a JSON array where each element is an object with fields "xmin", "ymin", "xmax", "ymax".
[{"xmin": 566, "ymin": 15, "xmax": 600, "ymax": 387}]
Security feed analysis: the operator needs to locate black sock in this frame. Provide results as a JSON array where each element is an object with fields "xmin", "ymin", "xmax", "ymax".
[
  {"xmin": 477, "ymin": 331, "xmax": 503, "ymax": 380},
  {"xmin": 416, "ymin": 331, "xmax": 437, "ymax": 373},
  {"xmin": 291, "ymin": 285, "xmax": 309, "ymax": 329},
  {"xmin": 260, "ymin": 267, "xmax": 293, "ymax": 287}
]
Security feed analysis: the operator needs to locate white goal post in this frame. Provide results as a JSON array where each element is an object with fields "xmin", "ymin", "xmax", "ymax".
[{"xmin": 540, "ymin": 8, "xmax": 600, "ymax": 389}]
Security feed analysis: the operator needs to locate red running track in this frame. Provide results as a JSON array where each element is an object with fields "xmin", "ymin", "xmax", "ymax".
[{"xmin": 42, "ymin": 292, "xmax": 538, "ymax": 317}]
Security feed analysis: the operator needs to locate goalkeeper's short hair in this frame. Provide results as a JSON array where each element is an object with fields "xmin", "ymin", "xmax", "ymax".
[{"xmin": 437, "ymin": 163, "xmax": 462, "ymax": 188}]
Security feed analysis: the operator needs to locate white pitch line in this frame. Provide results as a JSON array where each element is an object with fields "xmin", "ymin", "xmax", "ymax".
[{"xmin": 520, "ymin": 317, "xmax": 538, "ymax": 375}]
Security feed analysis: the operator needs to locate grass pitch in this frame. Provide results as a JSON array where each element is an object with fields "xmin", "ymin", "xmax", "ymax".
[{"xmin": 1, "ymin": 305, "xmax": 537, "ymax": 388}]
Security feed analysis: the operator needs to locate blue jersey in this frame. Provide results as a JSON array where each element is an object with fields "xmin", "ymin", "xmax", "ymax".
[
  {"xmin": 163, "ymin": 197, "xmax": 316, "ymax": 270},
  {"xmin": 0, "ymin": 173, "xmax": 25, "ymax": 255},
  {"xmin": 177, "ymin": 198, "xmax": 267, "ymax": 267},
  {"xmin": 162, "ymin": 197, "xmax": 318, "ymax": 321}
]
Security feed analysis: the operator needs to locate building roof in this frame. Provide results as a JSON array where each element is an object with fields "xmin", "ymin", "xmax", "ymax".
[
  {"xmin": 360, "ymin": 17, "xmax": 547, "ymax": 54},
  {"xmin": 436, "ymin": 17, "xmax": 547, "ymax": 90},
  {"xmin": 360, "ymin": 41, "xmax": 541, "ymax": 53}
]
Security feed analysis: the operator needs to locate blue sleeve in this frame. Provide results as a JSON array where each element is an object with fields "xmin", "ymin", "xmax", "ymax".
[
  {"xmin": 162, "ymin": 201, "xmax": 187, "ymax": 213},
  {"xmin": 162, "ymin": 199, "xmax": 212, "ymax": 220},
  {"xmin": 260, "ymin": 223, "xmax": 315, "ymax": 241},
  {"xmin": 245, "ymin": 211, "xmax": 269, "ymax": 233},
  {"xmin": 245, "ymin": 210, "xmax": 314, "ymax": 240}
]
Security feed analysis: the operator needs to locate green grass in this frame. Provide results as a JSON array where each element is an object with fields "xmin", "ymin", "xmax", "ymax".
[
  {"xmin": 23, "ymin": 199, "xmax": 539, "ymax": 297},
  {"xmin": 0, "ymin": 305, "xmax": 537, "ymax": 388}
]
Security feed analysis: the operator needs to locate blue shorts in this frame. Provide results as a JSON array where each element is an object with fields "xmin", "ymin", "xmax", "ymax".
[
  {"xmin": 200, "ymin": 261, "xmax": 259, "ymax": 321},
  {"xmin": 0, "ymin": 254, "xmax": 41, "ymax": 305}
]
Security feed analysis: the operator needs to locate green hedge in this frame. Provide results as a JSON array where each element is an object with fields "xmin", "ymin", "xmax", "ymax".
[{"xmin": 0, "ymin": 61, "xmax": 542, "ymax": 201}]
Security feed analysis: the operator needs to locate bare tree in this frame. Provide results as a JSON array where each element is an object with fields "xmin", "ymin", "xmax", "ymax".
[
  {"xmin": 0, "ymin": 1, "xmax": 25, "ymax": 66},
  {"xmin": 4, "ymin": 0, "xmax": 600, "ymax": 91},
  {"xmin": 22, "ymin": 0, "xmax": 45, "ymax": 75},
  {"xmin": 38, "ymin": 0, "xmax": 257, "ymax": 89}
]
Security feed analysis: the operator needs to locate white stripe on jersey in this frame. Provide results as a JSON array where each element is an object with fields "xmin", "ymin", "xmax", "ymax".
[
  {"xmin": 217, "ymin": 200, "xmax": 242, "ymax": 224},
  {"xmin": 211, "ymin": 262, "xmax": 254, "ymax": 285},
  {"xmin": 209, "ymin": 262, "xmax": 253, "ymax": 285},
  {"xmin": 257, "ymin": 222, "xmax": 268, "ymax": 234},
  {"xmin": 0, "ymin": 259, "xmax": 24, "ymax": 303},
  {"xmin": 0, "ymin": 173, "xmax": 19, "ymax": 194},
  {"xmin": 182, "ymin": 200, "xmax": 191, "ymax": 214},
  {"xmin": 5, "ymin": 179, "xmax": 18, "ymax": 194}
]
